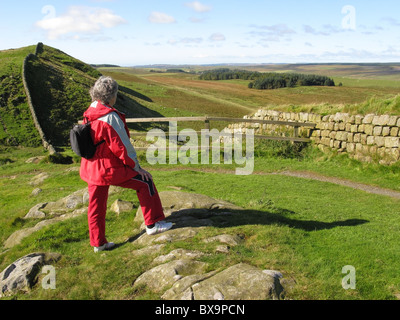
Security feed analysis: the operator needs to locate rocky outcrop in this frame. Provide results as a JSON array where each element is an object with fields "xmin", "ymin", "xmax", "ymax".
[
  {"xmin": 165, "ymin": 263, "xmax": 285, "ymax": 300},
  {"xmin": 2, "ymin": 190, "xmax": 293, "ymax": 299},
  {"xmin": 131, "ymin": 191, "xmax": 291, "ymax": 300},
  {"xmin": 135, "ymin": 191, "xmax": 242, "ymax": 225},
  {"xmin": 0, "ymin": 252, "xmax": 61, "ymax": 298}
]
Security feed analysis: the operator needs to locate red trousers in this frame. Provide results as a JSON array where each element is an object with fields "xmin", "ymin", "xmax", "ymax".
[{"xmin": 87, "ymin": 174, "xmax": 165, "ymax": 247}]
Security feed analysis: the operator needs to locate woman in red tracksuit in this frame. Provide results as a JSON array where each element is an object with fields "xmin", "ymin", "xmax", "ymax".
[{"xmin": 80, "ymin": 76, "xmax": 172, "ymax": 253}]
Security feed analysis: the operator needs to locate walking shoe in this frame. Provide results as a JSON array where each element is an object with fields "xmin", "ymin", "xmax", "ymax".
[
  {"xmin": 146, "ymin": 220, "xmax": 173, "ymax": 236},
  {"xmin": 94, "ymin": 242, "xmax": 115, "ymax": 253}
]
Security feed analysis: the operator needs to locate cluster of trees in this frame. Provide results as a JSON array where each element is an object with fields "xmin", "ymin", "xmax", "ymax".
[
  {"xmin": 199, "ymin": 68, "xmax": 260, "ymax": 81},
  {"xmin": 199, "ymin": 68, "xmax": 335, "ymax": 89},
  {"xmin": 249, "ymin": 73, "xmax": 335, "ymax": 89}
]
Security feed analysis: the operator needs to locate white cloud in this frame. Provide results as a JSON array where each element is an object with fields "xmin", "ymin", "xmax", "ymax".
[
  {"xmin": 209, "ymin": 33, "xmax": 226, "ymax": 42},
  {"xmin": 35, "ymin": 6, "xmax": 126, "ymax": 40},
  {"xmin": 167, "ymin": 37, "xmax": 203, "ymax": 46},
  {"xmin": 185, "ymin": 1, "xmax": 212, "ymax": 13},
  {"xmin": 148, "ymin": 12, "xmax": 176, "ymax": 24},
  {"xmin": 189, "ymin": 17, "xmax": 205, "ymax": 23}
]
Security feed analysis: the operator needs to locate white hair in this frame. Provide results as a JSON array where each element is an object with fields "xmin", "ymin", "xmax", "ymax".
[{"xmin": 90, "ymin": 76, "xmax": 118, "ymax": 104}]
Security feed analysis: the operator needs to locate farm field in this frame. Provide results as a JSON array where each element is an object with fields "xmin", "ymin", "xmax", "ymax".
[{"xmin": 99, "ymin": 64, "xmax": 400, "ymax": 121}]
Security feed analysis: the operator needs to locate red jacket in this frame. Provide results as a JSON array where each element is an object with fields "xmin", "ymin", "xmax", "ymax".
[{"xmin": 80, "ymin": 101, "xmax": 141, "ymax": 186}]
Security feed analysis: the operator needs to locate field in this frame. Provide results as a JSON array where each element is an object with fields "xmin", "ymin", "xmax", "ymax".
[
  {"xmin": 99, "ymin": 65, "xmax": 400, "ymax": 121},
  {"xmin": 1, "ymin": 61, "xmax": 400, "ymax": 301}
]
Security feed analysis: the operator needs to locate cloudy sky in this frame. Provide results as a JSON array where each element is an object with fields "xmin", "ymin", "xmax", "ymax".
[{"xmin": 1, "ymin": 0, "xmax": 400, "ymax": 65}]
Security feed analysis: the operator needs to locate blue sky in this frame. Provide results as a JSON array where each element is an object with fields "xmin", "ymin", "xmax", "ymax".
[{"xmin": 1, "ymin": 0, "xmax": 400, "ymax": 65}]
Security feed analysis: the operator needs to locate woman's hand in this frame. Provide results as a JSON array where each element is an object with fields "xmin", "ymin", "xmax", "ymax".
[{"xmin": 136, "ymin": 168, "xmax": 152, "ymax": 181}]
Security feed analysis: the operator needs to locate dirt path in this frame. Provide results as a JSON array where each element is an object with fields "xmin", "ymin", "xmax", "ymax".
[
  {"xmin": 152, "ymin": 167, "xmax": 400, "ymax": 200},
  {"xmin": 271, "ymin": 170, "xmax": 400, "ymax": 200}
]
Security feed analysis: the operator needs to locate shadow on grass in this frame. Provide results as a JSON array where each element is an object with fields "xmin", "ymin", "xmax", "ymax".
[
  {"xmin": 224, "ymin": 209, "xmax": 369, "ymax": 232},
  {"xmin": 166, "ymin": 208, "xmax": 369, "ymax": 232},
  {"xmin": 113, "ymin": 208, "xmax": 369, "ymax": 250}
]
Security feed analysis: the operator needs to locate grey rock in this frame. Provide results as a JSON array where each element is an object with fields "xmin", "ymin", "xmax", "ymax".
[
  {"xmin": 191, "ymin": 263, "xmax": 285, "ymax": 300},
  {"xmin": 0, "ymin": 252, "xmax": 61, "ymax": 297},
  {"xmin": 45, "ymin": 188, "xmax": 89, "ymax": 215},
  {"xmin": 135, "ymin": 227, "xmax": 200, "ymax": 246},
  {"xmin": 29, "ymin": 173, "xmax": 49, "ymax": 186},
  {"xmin": 110, "ymin": 199, "xmax": 136, "ymax": 215},
  {"xmin": 134, "ymin": 191, "xmax": 241, "ymax": 224},
  {"xmin": 24, "ymin": 203, "xmax": 47, "ymax": 219},
  {"xmin": 203, "ymin": 234, "xmax": 244, "ymax": 246},
  {"xmin": 153, "ymin": 249, "xmax": 206, "ymax": 264},
  {"xmin": 31, "ymin": 188, "xmax": 42, "ymax": 197},
  {"xmin": 133, "ymin": 259, "xmax": 208, "ymax": 293}
]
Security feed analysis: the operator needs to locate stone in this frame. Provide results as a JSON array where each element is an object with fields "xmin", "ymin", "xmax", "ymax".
[
  {"xmin": 153, "ymin": 249, "xmax": 205, "ymax": 264},
  {"xmin": 377, "ymin": 115, "xmax": 390, "ymax": 126},
  {"xmin": 375, "ymin": 136, "xmax": 385, "ymax": 147},
  {"xmin": 367, "ymin": 136, "xmax": 375, "ymax": 146},
  {"xmin": 385, "ymin": 137, "xmax": 400, "ymax": 148},
  {"xmin": 373, "ymin": 126, "xmax": 382, "ymax": 136},
  {"xmin": 0, "ymin": 253, "xmax": 61, "ymax": 297},
  {"xmin": 391, "ymin": 127, "xmax": 399, "ymax": 137},
  {"xmin": 31, "ymin": 188, "xmax": 42, "ymax": 197},
  {"xmin": 382, "ymin": 127, "xmax": 391, "ymax": 137},
  {"xmin": 346, "ymin": 143, "xmax": 355, "ymax": 153},
  {"xmin": 355, "ymin": 115, "xmax": 363, "ymax": 125},
  {"xmin": 133, "ymin": 259, "xmax": 208, "ymax": 293},
  {"xmin": 203, "ymin": 234, "xmax": 244, "ymax": 246},
  {"xmin": 363, "ymin": 114, "xmax": 375, "ymax": 124},
  {"xmin": 29, "ymin": 173, "xmax": 49, "ymax": 186},
  {"xmin": 215, "ymin": 245, "xmax": 230, "ymax": 253},
  {"xmin": 134, "ymin": 227, "xmax": 200, "ymax": 246},
  {"xmin": 131, "ymin": 244, "xmax": 165, "ymax": 257},
  {"xmin": 25, "ymin": 156, "xmax": 46, "ymax": 164},
  {"xmin": 134, "ymin": 191, "xmax": 241, "ymax": 225},
  {"xmin": 45, "ymin": 188, "xmax": 89, "ymax": 214},
  {"xmin": 364, "ymin": 125, "xmax": 373, "ymax": 136},
  {"xmin": 191, "ymin": 263, "xmax": 285, "ymax": 300},
  {"xmin": 24, "ymin": 203, "xmax": 47, "ymax": 219},
  {"xmin": 161, "ymin": 271, "xmax": 219, "ymax": 300},
  {"xmin": 110, "ymin": 199, "xmax": 135, "ymax": 214},
  {"xmin": 388, "ymin": 116, "xmax": 398, "ymax": 126}
]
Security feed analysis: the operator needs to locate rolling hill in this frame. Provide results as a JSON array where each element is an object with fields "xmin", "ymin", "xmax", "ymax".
[{"xmin": 0, "ymin": 43, "xmax": 162, "ymax": 148}]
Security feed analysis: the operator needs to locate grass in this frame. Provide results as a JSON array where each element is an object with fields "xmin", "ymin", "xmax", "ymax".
[
  {"xmin": 1, "ymin": 142, "xmax": 400, "ymax": 300},
  {"xmin": 0, "ymin": 45, "xmax": 42, "ymax": 146}
]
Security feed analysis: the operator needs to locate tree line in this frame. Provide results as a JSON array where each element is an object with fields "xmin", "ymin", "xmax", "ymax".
[{"xmin": 199, "ymin": 68, "xmax": 335, "ymax": 89}]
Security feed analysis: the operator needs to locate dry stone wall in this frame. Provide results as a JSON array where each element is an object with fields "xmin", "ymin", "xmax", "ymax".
[
  {"xmin": 22, "ymin": 43, "xmax": 56, "ymax": 154},
  {"xmin": 238, "ymin": 109, "xmax": 400, "ymax": 165}
]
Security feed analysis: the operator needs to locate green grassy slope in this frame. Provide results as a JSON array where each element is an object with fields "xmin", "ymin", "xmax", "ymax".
[
  {"xmin": 25, "ymin": 44, "xmax": 163, "ymax": 146},
  {"xmin": 0, "ymin": 43, "xmax": 163, "ymax": 148},
  {"xmin": 0, "ymin": 46, "xmax": 42, "ymax": 147}
]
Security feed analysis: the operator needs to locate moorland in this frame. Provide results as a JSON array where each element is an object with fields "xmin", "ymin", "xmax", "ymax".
[{"xmin": 1, "ymin": 43, "xmax": 400, "ymax": 300}]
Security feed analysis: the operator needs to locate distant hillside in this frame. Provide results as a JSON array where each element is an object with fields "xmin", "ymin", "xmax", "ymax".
[
  {"xmin": 0, "ymin": 43, "xmax": 162, "ymax": 147},
  {"xmin": 0, "ymin": 46, "xmax": 42, "ymax": 146}
]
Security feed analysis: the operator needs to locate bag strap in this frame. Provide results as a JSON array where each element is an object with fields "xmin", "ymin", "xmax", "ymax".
[{"xmin": 83, "ymin": 116, "xmax": 105, "ymax": 146}]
